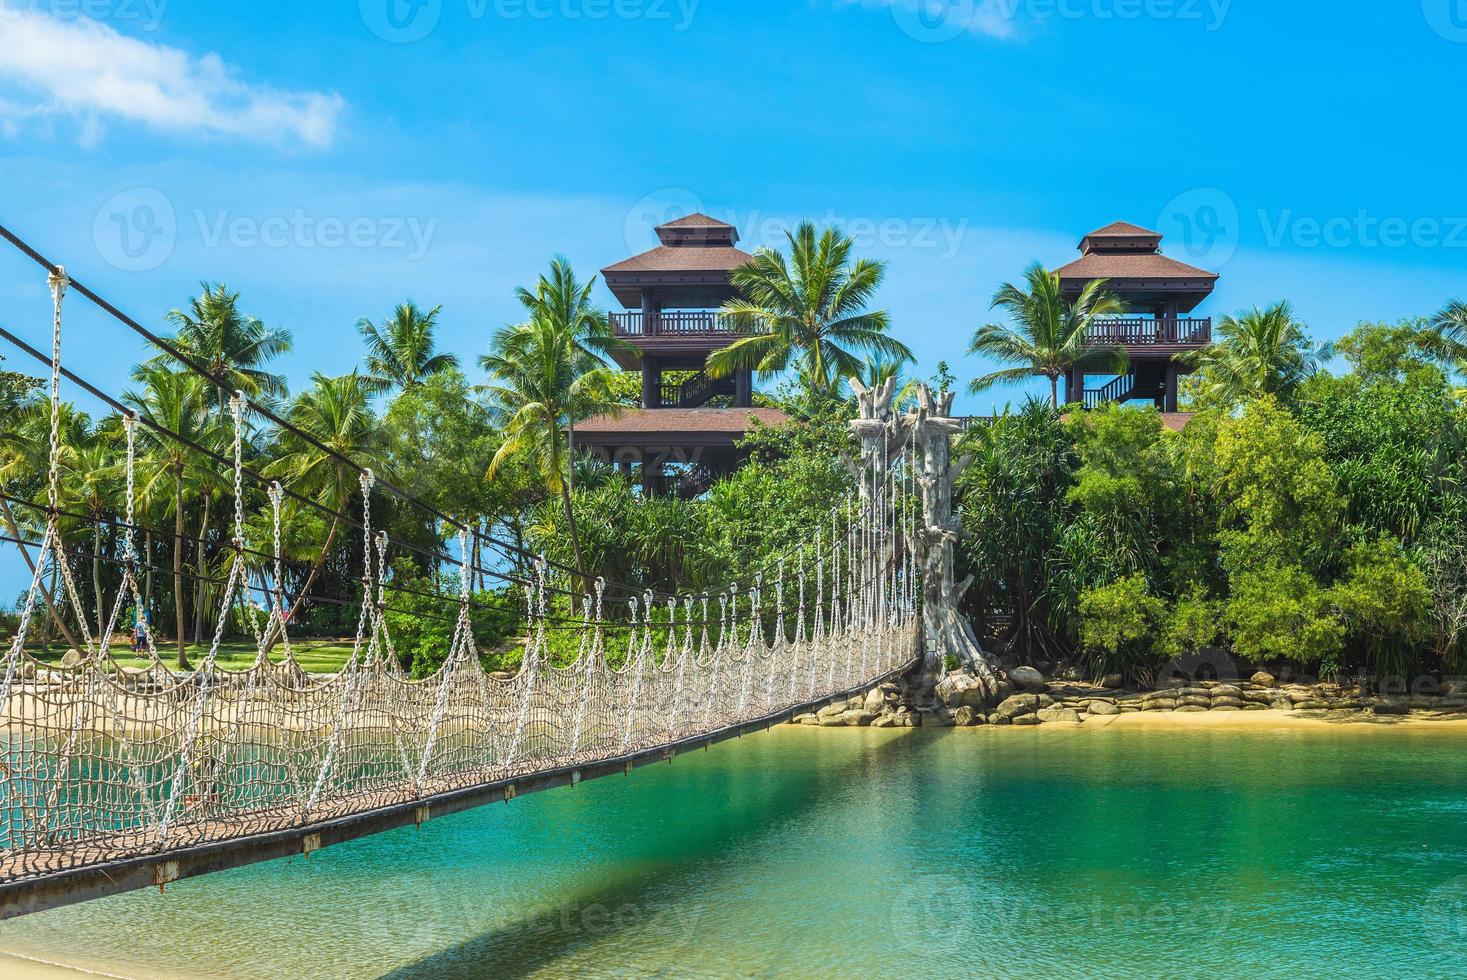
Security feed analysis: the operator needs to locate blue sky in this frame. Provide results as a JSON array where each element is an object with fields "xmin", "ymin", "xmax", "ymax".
[
  {"xmin": 1, "ymin": 0, "xmax": 1464, "ymax": 415},
  {"xmin": 0, "ymin": 2, "xmax": 1464, "ymax": 598}
]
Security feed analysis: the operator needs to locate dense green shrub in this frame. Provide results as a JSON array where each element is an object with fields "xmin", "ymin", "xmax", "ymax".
[
  {"xmin": 383, "ymin": 579, "xmax": 519, "ymax": 677},
  {"xmin": 1158, "ymin": 586, "xmax": 1221, "ymax": 662},
  {"xmin": 1328, "ymin": 538, "xmax": 1431, "ymax": 678},
  {"xmin": 1224, "ymin": 561, "xmax": 1344, "ymax": 668},
  {"xmin": 1077, "ymin": 573, "xmax": 1164, "ymax": 679}
]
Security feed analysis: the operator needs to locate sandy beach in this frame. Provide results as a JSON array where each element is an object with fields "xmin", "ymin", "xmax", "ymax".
[
  {"xmin": 0, "ymin": 951, "xmax": 132, "ymax": 979},
  {"xmin": 1058, "ymin": 706, "xmax": 1467, "ymax": 732}
]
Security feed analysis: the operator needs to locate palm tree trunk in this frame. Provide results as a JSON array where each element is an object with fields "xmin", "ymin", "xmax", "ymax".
[
  {"xmin": 92, "ymin": 523, "xmax": 103, "ymax": 640},
  {"xmin": 143, "ymin": 529, "xmax": 153, "ymax": 608},
  {"xmin": 559, "ymin": 482, "xmax": 587, "ymax": 588},
  {"xmin": 266, "ymin": 471, "xmax": 345, "ymax": 652},
  {"xmin": 0, "ymin": 497, "xmax": 83, "ymax": 651},
  {"xmin": 174, "ymin": 473, "xmax": 190, "ymax": 670},
  {"xmin": 473, "ymin": 523, "xmax": 484, "ymax": 592},
  {"xmin": 557, "ymin": 423, "xmax": 588, "ymax": 588},
  {"xmin": 46, "ymin": 562, "xmax": 58, "ymax": 653},
  {"xmin": 192, "ymin": 492, "xmax": 212, "ymax": 643},
  {"xmin": 1050, "ymin": 375, "xmax": 1059, "ymax": 408},
  {"xmin": 566, "ymin": 417, "xmax": 576, "ymax": 499}
]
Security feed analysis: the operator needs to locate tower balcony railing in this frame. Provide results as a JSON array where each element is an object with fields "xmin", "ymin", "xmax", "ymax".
[
  {"xmin": 1085, "ymin": 317, "xmax": 1211, "ymax": 346},
  {"xmin": 610, "ymin": 311, "xmax": 747, "ymax": 337}
]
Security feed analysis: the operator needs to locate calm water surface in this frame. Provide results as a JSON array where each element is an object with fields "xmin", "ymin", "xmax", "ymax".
[{"xmin": 2, "ymin": 726, "xmax": 1466, "ymax": 978}]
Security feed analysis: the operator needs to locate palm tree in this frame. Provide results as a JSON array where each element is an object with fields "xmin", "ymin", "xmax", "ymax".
[
  {"xmin": 356, "ymin": 302, "xmax": 459, "ymax": 394},
  {"xmin": 160, "ymin": 283, "xmax": 292, "ymax": 411},
  {"xmin": 1427, "ymin": 299, "xmax": 1467, "ymax": 368},
  {"xmin": 127, "ymin": 366, "xmax": 217, "ymax": 669},
  {"xmin": 967, "ymin": 262, "xmax": 1128, "ymax": 407},
  {"xmin": 1180, "ymin": 301, "xmax": 1324, "ymax": 406},
  {"xmin": 480, "ymin": 316, "xmax": 620, "ymax": 584},
  {"xmin": 56, "ymin": 422, "xmax": 121, "ymax": 640},
  {"xmin": 267, "ymin": 372, "xmax": 389, "ymax": 635},
  {"xmin": 707, "ymin": 223, "xmax": 912, "ymax": 396},
  {"xmin": 0, "ymin": 393, "xmax": 87, "ymax": 651},
  {"xmin": 493, "ymin": 257, "xmax": 626, "ymax": 551}
]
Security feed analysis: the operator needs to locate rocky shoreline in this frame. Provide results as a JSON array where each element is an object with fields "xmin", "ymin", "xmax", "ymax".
[{"xmin": 790, "ymin": 669, "xmax": 1467, "ymax": 729}]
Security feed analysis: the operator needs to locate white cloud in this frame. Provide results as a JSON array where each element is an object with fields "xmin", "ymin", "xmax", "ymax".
[
  {"xmin": 836, "ymin": 0, "xmax": 1020, "ymax": 41},
  {"xmin": 0, "ymin": 7, "xmax": 344, "ymax": 148}
]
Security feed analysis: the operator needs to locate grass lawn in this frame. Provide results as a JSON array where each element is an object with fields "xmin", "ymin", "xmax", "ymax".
[{"xmin": 21, "ymin": 638, "xmax": 359, "ymax": 674}]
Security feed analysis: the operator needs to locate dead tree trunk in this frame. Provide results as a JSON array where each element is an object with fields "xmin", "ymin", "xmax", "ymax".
[{"xmin": 904, "ymin": 385, "xmax": 1002, "ymax": 701}]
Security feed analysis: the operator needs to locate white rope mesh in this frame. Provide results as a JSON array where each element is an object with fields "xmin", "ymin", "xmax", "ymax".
[{"xmin": 0, "ymin": 265, "xmax": 920, "ymax": 887}]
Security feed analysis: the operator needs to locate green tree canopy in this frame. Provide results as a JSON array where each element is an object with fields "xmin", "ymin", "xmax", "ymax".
[
  {"xmin": 967, "ymin": 262, "xmax": 1127, "ymax": 407},
  {"xmin": 708, "ymin": 223, "xmax": 910, "ymax": 395}
]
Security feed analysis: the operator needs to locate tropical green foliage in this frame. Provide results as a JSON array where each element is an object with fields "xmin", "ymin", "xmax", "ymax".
[
  {"xmin": 1180, "ymin": 301, "xmax": 1325, "ymax": 408},
  {"xmin": 708, "ymin": 223, "xmax": 911, "ymax": 394},
  {"xmin": 957, "ymin": 310, "xmax": 1467, "ymax": 682},
  {"xmin": 479, "ymin": 260, "xmax": 625, "ymax": 582},
  {"xmin": 1222, "ymin": 561, "xmax": 1344, "ymax": 667},
  {"xmin": 527, "ymin": 397, "xmax": 856, "ymax": 598},
  {"xmin": 1334, "ymin": 319, "xmax": 1445, "ymax": 386},
  {"xmin": 9, "ymin": 247, "xmax": 1467, "ymax": 694},
  {"xmin": 382, "ymin": 572, "xmax": 519, "ymax": 677},
  {"xmin": 356, "ymin": 302, "xmax": 459, "ymax": 393},
  {"xmin": 160, "ymin": 283, "xmax": 292, "ymax": 408},
  {"xmin": 967, "ymin": 262, "xmax": 1127, "ymax": 407},
  {"xmin": 1077, "ymin": 574, "xmax": 1164, "ymax": 679}
]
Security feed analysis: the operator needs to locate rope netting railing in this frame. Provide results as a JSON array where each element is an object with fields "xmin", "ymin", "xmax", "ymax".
[{"xmin": 0, "ymin": 258, "xmax": 921, "ymax": 890}]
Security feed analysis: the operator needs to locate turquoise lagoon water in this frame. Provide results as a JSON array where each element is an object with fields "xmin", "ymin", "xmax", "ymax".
[{"xmin": 2, "ymin": 725, "xmax": 1467, "ymax": 978}]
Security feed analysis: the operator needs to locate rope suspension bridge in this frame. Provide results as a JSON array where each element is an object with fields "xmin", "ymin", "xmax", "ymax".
[{"xmin": 0, "ymin": 229, "xmax": 964, "ymax": 920}]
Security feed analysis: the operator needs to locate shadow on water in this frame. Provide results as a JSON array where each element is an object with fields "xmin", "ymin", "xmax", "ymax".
[{"xmin": 384, "ymin": 729, "xmax": 943, "ymax": 979}]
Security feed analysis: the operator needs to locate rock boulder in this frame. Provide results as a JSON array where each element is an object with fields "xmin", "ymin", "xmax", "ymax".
[
  {"xmin": 1036, "ymin": 706, "xmax": 1082, "ymax": 725},
  {"xmin": 1008, "ymin": 666, "xmax": 1047, "ymax": 692},
  {"xmin": 994, "ymin": 693, "xmax": 1054, "ymax": 720},
  {"xmin": 935, "ymin": 671, "xmax": 991, "ymax": 709}
]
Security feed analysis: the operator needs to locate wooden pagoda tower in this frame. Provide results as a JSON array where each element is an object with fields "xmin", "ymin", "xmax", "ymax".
[
  {"xmin": 1057, "ymin": 221, "xmax": 1219, "ymax": 412},
  {"xmin": 573, "ymin": 213, "xmax": 785, "ymax": 496}
]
